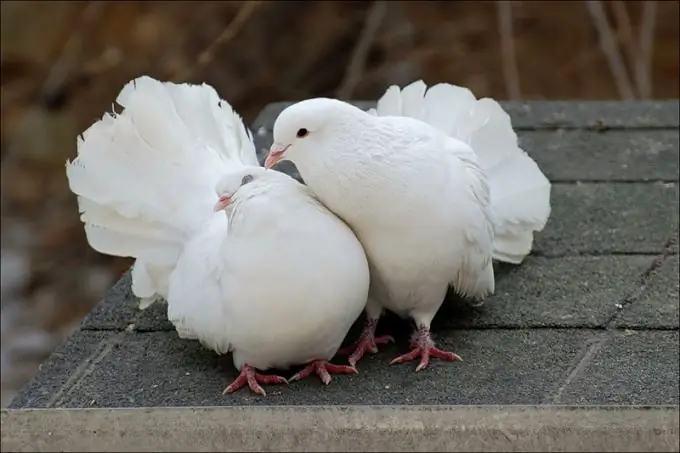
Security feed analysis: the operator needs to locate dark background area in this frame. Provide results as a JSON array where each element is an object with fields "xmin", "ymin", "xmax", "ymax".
[{"xmin": 1, "ymin": 0, "xmax": 678, "ymax": 406}]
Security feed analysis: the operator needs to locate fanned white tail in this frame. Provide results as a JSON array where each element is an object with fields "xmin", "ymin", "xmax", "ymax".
[
  {"xmin": 370, "ymin": 80, "xmax": 552, "ymax": 264},
  {"xmin": 66, "ymin": 76, "xmax": 258, "ymax": 307}
]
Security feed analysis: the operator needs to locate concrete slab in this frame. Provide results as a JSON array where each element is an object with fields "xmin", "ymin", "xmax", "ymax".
[
  {"xmin": 617, "ymin": 254, "xmax": 680, "ymax": 329},
  {"xmin": 7, "ymin": 101, "xmax": 680, "ymax": 452},
  {"xmin": 534, "ymin": 183, "xmax": 679, "ymax": 255},
  {"xmin": 12, "ymin": 329, "xmax": 597, "ymax": 408},
  {"xmin": 555, "ymin": 330, "xmax": 680, "ymax": 405},
  {"xmin": 3, "ymin": 406, "xmax": 679, "ymax": 452}
]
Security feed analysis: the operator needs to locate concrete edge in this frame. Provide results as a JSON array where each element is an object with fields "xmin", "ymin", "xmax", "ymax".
[{"xmin": 2, "ymin": 405, "xmax": 679, "ymax": 452}]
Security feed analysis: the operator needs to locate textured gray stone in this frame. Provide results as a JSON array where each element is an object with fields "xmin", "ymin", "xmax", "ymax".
[
  {"xmin": 253, "ymin": 100, "xmax": 680, "ymax": 131},
  {"xmin": 79, "ymin": 272, "xmax": 136, "ymax": 331},
  {"xmin": 534, "ymin": 182, "xmax": 679, "ymax": 255},
  {"xmin": 79, "ymin": 271, "xmax": 174, "ymax": 332},
  {"xmin": 437, "ymin": 256, "xmax": 653, "ymax": 329},
  {"xmin": 8, "ymin": 331, "xmax": 115, "ymax": 410},
  {"xmin": 12, "ymin": 329, "xmax": 596, "ymax": 408},
  {"xmin": 617, "ymin": 254, "xmax": 680, "ymax": 329},
  {"xmin": 519, "ymin": 130, "xmax": 679, "ymax": 182},
  {"xmin": 79, "ymin": 272, "xmax": 171, "ymax": 332},
  {"xmin": 556, "ymin": 331, "xmax": 680, "ymax": 405}
]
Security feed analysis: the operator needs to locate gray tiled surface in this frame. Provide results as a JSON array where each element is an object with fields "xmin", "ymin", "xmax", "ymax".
[{"xmin": 10, "ymin": 101, "xmax": 680, "ymax": 409}]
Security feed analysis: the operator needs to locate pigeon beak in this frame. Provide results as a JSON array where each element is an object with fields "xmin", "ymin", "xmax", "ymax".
[
  {"xmin": 213, "ymin": 195, "xmax": 232, "ymax": 212},
  {"xmin": 265, "ymin": 144, "xmax": 288, "ymax": 169}
]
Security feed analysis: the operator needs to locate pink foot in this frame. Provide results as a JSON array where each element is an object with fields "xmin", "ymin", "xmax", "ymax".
[
  {"xmin": 290, "ymin": 360, "xmax": 358, "ymax": 385},
  {"xmin": 390, "ymin": 326, "xmax": 463, "ymax": 372},
  {"xmin": 223, "ymin": 364, "xmax": 288, "ymax": 396},
  {"xmin": 337, "ymin": 319, "xmax": 394, "ymax": 367}
]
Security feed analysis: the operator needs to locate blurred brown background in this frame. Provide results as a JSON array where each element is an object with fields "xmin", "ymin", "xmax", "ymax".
[{"xmin": 1, "ymin": 0, "xmax": 678, "ymax": 407}]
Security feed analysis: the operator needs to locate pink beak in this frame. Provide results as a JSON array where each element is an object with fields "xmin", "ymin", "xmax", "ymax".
[
  {"xmin": 264, "ymin": 144, "xmax": 288, "ymax": 169},
  {"xmin": 213, "ymin": 195, "xmax": 232, "ymax": 212}
]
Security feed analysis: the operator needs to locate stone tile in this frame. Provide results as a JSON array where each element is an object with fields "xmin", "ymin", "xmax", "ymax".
[
  {"xmin": 8, "ymin": 331, "xmax": 116, "ymax": 409},
  {"xmin": 79, "ymin": 271, "xmax": 175, "ymax": 332},
  {"xmin": 617, "ymin": 254, "xmax": 680, "ymax": 329},
  {"xmin": 79, "ymin": 272, "xmax": 136, "ymax": 330},
  {"xmin": 520, "ymin": 130, "xmax": 679, "ymax": 182},
  {"xmin": 434, "ymin": 256, "xmax": 653, "ymax": 329},
  {"xmin": 499, "ymin": 101, "xmax": 679, "ymax": 130},
  {"xmin": 557, "ymin": 331, "xmax": 680, "ymax": 405},
  {"xmin": 133, "ymin": 303, "xmax": 175, "ymax": 332},
  {"xmin": 32, "ymin": 329, "xmax": 594, "ymax": 408},
  {"xmin": 535, "ymin": 183, "xmax": 679, "ymax": 255}
]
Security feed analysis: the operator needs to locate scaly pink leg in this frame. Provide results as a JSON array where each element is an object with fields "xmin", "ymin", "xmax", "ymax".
[
  {"xmin": 337, "ymin": 318, "xmax": 394, "ymax": 367},
  {"xmin": 289, "ymin": 360, "xmax": 358, "ymax": 385},
  {"xmin": 223, "ymin": 364, "xmax": 288, "ymax": 396},
  {"xmin": 390, "ymin": 326, "xmax": 463, "ymax": 372}
]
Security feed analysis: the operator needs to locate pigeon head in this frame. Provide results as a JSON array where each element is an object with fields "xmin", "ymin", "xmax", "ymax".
[
  {"xmin": 214, "ymin": 166, "xmax": 268, "ymax": 212},
  {"xmin": 265, "ymin": 98, "xmax": 367, "ymax": 169}
]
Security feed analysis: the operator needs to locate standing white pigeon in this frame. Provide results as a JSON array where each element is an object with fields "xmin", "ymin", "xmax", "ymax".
[
  {"xmin": 265, "ymin": 81, "xmax": 551, "ymax": 372},
  {"xmin": 65, "ymin": 76, "xmax": 370, "ymax": 395}
]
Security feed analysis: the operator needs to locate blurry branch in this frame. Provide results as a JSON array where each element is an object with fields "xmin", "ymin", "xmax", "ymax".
[
  {"xmin": 610, "ymin": 1, "xmax": 657, "ymax": 99},
  {"xmin": 496, "ymin": 1, "xmax": 521, "ymax": 100},
  {"xmin": 637, "ymin": 1, "xmax": 657, "ymax": 99},
  {"xmin": 337, "ymin": 1, "xmax": 388, "ymax": 99},
  {"xmin": 172, "ymin": 0, "xmax": 261, "ymax": 83},
  {"xmin": 585, "ymin": 0, "xmax": 636, "ymax": 100},
  {"xmin": 610, "ymin": 1, "xmax": 638, "ymax": 92}
]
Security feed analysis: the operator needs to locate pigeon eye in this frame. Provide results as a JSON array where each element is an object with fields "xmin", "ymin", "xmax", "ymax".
[
  {"xmin": 296, "ymin": 128, "xmax": 309, "ymax": 138},
  {"xmin": 241, "ymin": 174, "xmax": 254, "ymax": 185}
]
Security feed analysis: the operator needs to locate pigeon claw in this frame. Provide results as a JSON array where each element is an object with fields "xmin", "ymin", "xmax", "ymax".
[
  {"xmin": 390, "ymin": 345, "xmax": 463, "ymax": 372},
  {"xmin": 389, "ymin": 327, "xmax": 463, "ymax": 372},
  {"xmin": 337, "ymin": 318, "xmax": 394, "ymax": 367},
  {"xmin": 223, "ymin": 364, "xmax": 288, "ymax": 397},
  {"xmin": 341, "ymin": 334, "xmax": 394, "ymax": 368},
  {"xmin": 289, "ymin": 360, "xmax": 358, "ymax": 386}
]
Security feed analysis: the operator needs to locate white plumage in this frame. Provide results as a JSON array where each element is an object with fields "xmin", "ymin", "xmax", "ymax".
[
  {"xmin": 66, "ymin": 76, "xmax": 370, "ymax": 395},
  {"xmin": 266, "ymin": 80, "xmax": 551, "ymax": 372}
]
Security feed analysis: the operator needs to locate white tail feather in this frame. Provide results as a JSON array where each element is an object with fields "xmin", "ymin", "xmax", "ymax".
[
  {"xmin": 374, "ymin": 81, "xmax": 552, "ymax": 264},
  {"xmin": 66, "ymin": 76, "xmax": 258, "ymax": 304}
]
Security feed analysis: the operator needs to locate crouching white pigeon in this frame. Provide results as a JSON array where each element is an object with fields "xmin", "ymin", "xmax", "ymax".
[
  {"xmin": 265, "ymin": 80, "xmax": 551, "ymax": 372},
  {"xmin": 65, "ymin": 76, "xmax": 370, "ymax": 395}
]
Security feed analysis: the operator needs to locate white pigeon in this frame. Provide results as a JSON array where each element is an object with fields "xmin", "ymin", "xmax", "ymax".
[
  {"xmin": 265, "ymin": 80, "xmax": 551, "ymax": 372},
  {"xmin": 65, "ymin": 76, "xmax": 370, "ymax": 395}
]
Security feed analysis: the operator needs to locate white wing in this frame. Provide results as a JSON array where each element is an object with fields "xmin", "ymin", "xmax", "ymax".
[
  {"xmin": 65, "ymin": 76, "xmax": 258, "ymax": 305},
  {"xmin": 373, "ymin": 80, "xmax": 552, "ymax": 264}
]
